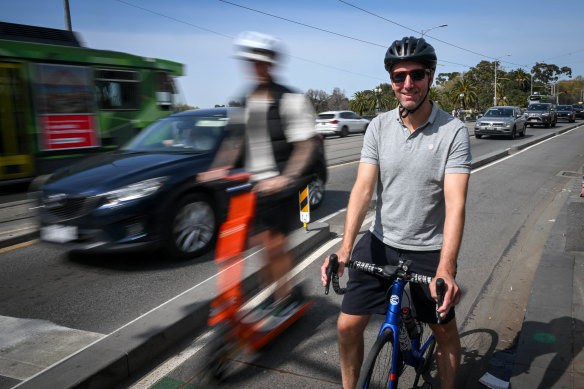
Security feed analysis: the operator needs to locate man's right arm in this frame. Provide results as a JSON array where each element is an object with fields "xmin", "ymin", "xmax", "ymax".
[{"xmin": 321, "ymin": 162, "xmax": 378, "ymax": 285}]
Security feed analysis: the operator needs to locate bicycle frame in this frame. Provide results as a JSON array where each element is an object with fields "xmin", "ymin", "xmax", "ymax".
[
  {"xmin": 380, "ymin": 278, "xmax": 435, "ymax": 387},
  {"xmin": 325, "ymin": 255, "xmax": 441, "ymax": 388}
]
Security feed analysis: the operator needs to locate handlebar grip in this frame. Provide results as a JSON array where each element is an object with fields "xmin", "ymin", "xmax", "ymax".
[
  {"xmin": 435, "ymin": 278, "xmax": 445, "ymax": 324},
  {"xmin": 325, "ymin": 254, "xmax": 338, "ymax": 295}
]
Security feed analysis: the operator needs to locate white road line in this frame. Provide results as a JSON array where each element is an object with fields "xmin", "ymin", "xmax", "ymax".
[{"xmin": 472, "ymin": 125, "xmax": 581, "ymax": 174}]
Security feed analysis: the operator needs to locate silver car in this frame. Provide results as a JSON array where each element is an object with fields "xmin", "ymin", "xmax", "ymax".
[
  {"xmin": 474, "ymin": 106, "xmax": 527, "ymax": 140},
  {"xmin": 315, "ymin": 110, "xmax": 370, "ymax": 137}
]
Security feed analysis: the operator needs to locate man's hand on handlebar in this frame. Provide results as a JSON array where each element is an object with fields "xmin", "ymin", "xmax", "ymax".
[
  {"xmin": 321, "ymin": 249, "xmax": 350, "ymax": 287},
  {"xmin": 254, "ymin": 175, "xmax": 292, "ymax": 195},
  {"xmin": 197, "ymin": 167, "xmax": 231, "ymax": 182},
  {"xmin": 431, "ymin": 273, "xmax": 460, "ymax": 320}
]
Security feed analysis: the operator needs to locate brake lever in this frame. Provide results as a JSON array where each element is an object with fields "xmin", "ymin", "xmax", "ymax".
[
  {"xmin": 436, "ymin": 278, "xmax": 445, "ymax": 324},
  {"xmin": 325, "ymin": 254, "xmax": 338, "ymax": 295}
]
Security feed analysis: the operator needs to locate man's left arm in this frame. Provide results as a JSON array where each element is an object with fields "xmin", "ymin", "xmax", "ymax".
[
  {"xmin": 433, "ymin": 172, "xmax": 469, "ymax": 317},
  {"xmin": 258, "ymin": 93, "xmax": 317, "ymax": 194}
]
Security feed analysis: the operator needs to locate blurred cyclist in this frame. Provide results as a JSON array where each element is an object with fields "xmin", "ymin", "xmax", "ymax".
[{"xmin": 201, "ymin": 31, "xmax": 317, "ymax": 326}]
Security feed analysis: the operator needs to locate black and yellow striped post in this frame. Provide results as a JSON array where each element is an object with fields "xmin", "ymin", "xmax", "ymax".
[{"xmin": 299, "ymin": 185, "xmax": 310, "ymax": 230}]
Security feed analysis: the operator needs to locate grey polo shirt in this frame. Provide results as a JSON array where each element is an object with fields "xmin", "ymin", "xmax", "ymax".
[{"xmin": 361, "ymin": 102, "xmax": 471, "ymax": 251}]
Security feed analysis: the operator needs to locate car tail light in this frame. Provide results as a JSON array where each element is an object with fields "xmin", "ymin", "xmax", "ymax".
[{"xmin": 329, "ymin": 120, "xmax": 339, "ymax": 124}]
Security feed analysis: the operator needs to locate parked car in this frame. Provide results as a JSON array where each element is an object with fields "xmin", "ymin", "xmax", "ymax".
[
  {"xmin": 474, "ymin": 106, "xmax": 527, "ymax": 139},
  {"xmin": 556, "ymin": 105, "xmax": 576, "ymax": 123},
  {"xmin": 315, "ymin": 110, "xmax": 369, "ymax": 137},
  {"xmin": 36, "ymin": 108, "xmax": 328, "ymax": 260},
  {"xmin": 571, "ymin": 104, "xmax": 584, "ymax": 119},
  {"xmin": 525, "ymin": 103, "xmax": 557, "ymax": 128}
]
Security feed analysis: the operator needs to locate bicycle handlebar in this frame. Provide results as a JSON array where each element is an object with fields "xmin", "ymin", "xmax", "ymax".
[{"xmin": 324, "ymin": 254, "xmax": 447, "ymax": 320}]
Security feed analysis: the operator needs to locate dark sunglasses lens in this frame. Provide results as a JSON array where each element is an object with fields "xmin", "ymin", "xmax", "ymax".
[
  {"xmin": 391, "ymin": 72, "xmax": 407, "ymax": 83},
  {"xmin": 410, "ymin": 69, "xmax": 427, "ymax": 81}
]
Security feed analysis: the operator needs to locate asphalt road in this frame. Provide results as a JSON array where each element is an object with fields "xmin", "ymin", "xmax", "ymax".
[
  {"xmin": 0, "ymin": 120, "xmax": 581, "ymax": 388},
  {"xmin": 119, "ymin": 121, "xmax": 584, "ymax": 389}
]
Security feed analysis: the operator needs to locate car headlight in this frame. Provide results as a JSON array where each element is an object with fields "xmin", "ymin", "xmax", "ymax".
[
  {"xmin": 100, "ymin": 177, "xmax": 168, "ymax": 208},
  {"xmin": 505, "ymin": 122, "xmax": 512, "ymax": 128},
  {"xmin": 542, "ymin": 113, "xmax": 549, "ymax": 117}
]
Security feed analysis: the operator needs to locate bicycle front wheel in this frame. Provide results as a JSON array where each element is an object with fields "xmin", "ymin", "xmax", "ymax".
[{"xmin": 356, "ymin": 328, "xmax": 402, "ymax": 389}]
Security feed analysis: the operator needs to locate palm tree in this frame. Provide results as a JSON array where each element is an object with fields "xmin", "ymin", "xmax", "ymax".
[
  {"xmin": 453, "ymin": 78, "xmax": 478, "ymax": 110},
  {"xmin": 514, "ymin": 69, "xmax": 529, "ymax": 91},
  {"xmin": 350, "ymin": 91, "xmax": 370, "ymax": 115}
]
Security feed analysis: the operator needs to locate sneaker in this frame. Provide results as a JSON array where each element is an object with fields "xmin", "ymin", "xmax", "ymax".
[
  {"xmin": 239, "ymin": 294, "xmax": 275, "ymax": 325},
  {"xmin": 256, "ymin": 285, "xmax": 307, "ymax": 332}
]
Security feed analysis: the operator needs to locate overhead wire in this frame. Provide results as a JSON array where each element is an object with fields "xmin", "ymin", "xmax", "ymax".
[
  {"xmin": 115, "ymin": 0, "xmax": 386, "ymax": 82},
  {"xmin": 336, "ymin": 0, "xmax": 526, "ymax": 68},
  {"xmin": 218, "ymin": 0, "xmax": 471, "ymax": 69}
]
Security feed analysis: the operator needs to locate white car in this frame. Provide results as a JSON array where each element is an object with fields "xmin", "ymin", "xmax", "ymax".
[{"xmin": 315, "ymin": 110, "xmax": 370, "ymax": 137}]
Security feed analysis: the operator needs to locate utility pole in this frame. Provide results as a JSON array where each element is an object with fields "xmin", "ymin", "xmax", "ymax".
[{"xmin": 63, "ymin": 0, "xmax": 72, "ymax": 31}]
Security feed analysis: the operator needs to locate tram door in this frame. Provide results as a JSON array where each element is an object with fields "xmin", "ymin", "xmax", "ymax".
[{"xmin": 0, "ymin": 63, "xmax": 34, "ymax": 180}]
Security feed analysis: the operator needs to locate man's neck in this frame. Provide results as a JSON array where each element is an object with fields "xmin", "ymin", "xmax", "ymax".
[{"xmin": 402, "ymin": 100, "xmax": 432, "ymax": 133}]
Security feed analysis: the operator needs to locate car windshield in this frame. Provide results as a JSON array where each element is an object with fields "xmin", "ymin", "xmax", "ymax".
[
  {"xmin": 573, "ymin": 104, "xmax": 582, "ymax": 109},
  {"xmin": 557, "ymin": 105, "xmax": 571, "ymax": 110},
  {"xmin": 123, "ymin": 116, "xmax": 228, "ymax": 153},
  {"xmin": 527, "ymin": 104, "xmax": 549, "ymax": 111},
  {"xmin": 484, "ymin": 108, "xmax": 513, "ymax": 117},
  {"xmin": 317, "ymin": 114, "xmax": 335, "ymax": 120}
]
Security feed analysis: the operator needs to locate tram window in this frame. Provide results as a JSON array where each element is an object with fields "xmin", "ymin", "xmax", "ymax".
[{"xmin": 95, "ymin": 69, "xmax": 140, "ymax": 110}]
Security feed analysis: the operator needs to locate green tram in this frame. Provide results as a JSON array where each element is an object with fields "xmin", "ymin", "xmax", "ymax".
[{"xmin": 0, "ymin": 22, "xmax": 184, "ymax": 183}]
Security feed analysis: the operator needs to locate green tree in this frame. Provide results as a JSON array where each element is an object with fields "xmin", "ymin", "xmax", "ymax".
[
  {"xmin": 350, "ymin": 91, "xmax": 370, "ymax": 115},
  {"xmin": 531, "ymin": 62, "xmax": 572, "ymax": 85},
  {"xmin": 453, "ymin": 78, "xmax": 478, "ymax": 110}
]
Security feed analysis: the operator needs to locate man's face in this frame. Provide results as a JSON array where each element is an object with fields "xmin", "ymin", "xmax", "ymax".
[
  {"xmin": 390, "ymin": 61, "xmax": 433, "ymax": 111},
  {"xmin": 250, "ymin": 60, "xmax": 273, "ymax": 85}
]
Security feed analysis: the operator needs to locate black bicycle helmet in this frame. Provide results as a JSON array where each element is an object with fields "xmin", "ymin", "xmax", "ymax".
[{"xmin": 384, "ymin": 36, "xmax": 437, "ymax": 73}]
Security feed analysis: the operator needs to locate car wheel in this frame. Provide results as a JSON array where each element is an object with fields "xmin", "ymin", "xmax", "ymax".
[
  {"xmin": 475, "ymin": 134, "xmax": 483, "ymax": 139},
  {"xmin": 520, "ymin": 125, "xmax": 526, "ymax": 137},
  {"xmin": 340, "ymin": 126, "xmax": 348, "ymax": 137},
  {"xmin": 510, "ymin": 128, "xmax": 516, "ymax": 140},
  {"xmin": 308, "ymin": 174, "xmax": 326, "ymax": 209},
  {"xmin": 165, "ymin": 193, "xmax": 216, "ymax": 260}
]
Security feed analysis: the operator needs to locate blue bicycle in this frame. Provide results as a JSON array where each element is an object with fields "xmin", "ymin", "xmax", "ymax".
[{"xmin": 325, "ymin": 254, "xmax": 445, "ymax": 389}]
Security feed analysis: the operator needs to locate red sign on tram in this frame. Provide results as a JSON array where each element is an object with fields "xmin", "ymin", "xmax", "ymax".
[{"xmin": 40, "ymin": 114, "xmax": 99, "ymax": 150}]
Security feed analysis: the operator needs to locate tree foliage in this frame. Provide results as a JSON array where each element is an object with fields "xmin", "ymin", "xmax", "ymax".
[
  {"xmin": 305, "ymin": 88, "xmax": 350, "ymax": 113},
  {"xmin": 531, "ymin": 62, "xmax": 572, "ymax": 85}
]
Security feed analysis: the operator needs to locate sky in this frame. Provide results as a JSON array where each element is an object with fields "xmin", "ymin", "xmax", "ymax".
[{"xmin": 2, "ymin": 0, "xmax": 584, "ymax": 108}]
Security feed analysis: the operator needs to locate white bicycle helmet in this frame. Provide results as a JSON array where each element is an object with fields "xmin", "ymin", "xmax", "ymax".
[{"xmin": 234, "ymin": 31, "xmax": 281, "ymax": 64}]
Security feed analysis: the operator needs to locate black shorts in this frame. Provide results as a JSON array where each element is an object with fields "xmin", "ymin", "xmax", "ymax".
[
  {"xmin": 341, "ymin": 231, "xmax": 455, "ymax": 324},
  {"xmin": 253, "ymin": 190, "xmax": 300, "ymax": 235}
]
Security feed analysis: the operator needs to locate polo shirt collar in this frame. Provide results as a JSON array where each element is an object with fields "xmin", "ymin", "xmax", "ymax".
[{"xmin": 396, "ymin": 100, "xmax": 438, "ymax": 134}]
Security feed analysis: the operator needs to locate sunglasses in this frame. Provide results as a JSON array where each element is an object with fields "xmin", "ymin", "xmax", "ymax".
[{"xmin": 390, "ymin": 69, "xmax": 430, "ymax": 84}]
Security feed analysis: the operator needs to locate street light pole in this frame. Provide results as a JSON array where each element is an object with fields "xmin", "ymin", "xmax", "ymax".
[
  {"xmin": 420, "ymin": 24, "xmax": 448, "ymax": 38},
  {"xmin": 63, "ymin": 0, "xmax": 72, "ymax": 31},
  {"xmin": 374, "ymin": 87, "xmax": 381, "ymax": 113},
  {"xmin": 494, "ymin": 54, "xmax": 511, "ymax": 106}
]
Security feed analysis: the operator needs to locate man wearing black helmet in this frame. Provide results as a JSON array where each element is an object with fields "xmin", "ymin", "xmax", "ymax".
[{"xmin": 321, "ymin": 36, "xmax": 471, "ymax": 389}]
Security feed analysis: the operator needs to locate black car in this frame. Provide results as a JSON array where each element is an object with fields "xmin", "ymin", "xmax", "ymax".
[
  {"xmin": 556, "ymin": 105, "xmax": 576, "ymax": 123},
  {"xmin": 37, "ymin": 108, "xmax": 328, "ymax": 260},
  {"xmin": 572, "ymin": 104, "xmax": 584, "ymax": 119}
]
